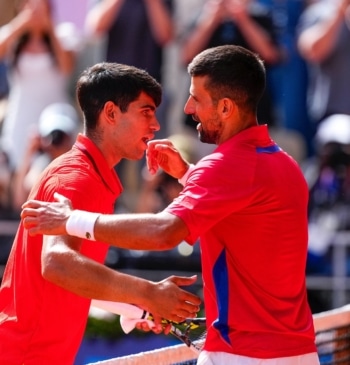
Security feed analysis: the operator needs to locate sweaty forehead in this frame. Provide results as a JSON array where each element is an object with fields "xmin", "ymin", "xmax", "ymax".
[{"xmin": 190, "ymin": 76, "xmax": 211, "ymax": 98}]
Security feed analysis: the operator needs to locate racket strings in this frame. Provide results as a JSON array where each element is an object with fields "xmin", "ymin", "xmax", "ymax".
[
  {"xmin": 170, "ymin": 319, "xmax": 207, "ymax": 352},
  {"xmin": 146, "ymin": 314, "xmax": 207, "ymax": 352}
]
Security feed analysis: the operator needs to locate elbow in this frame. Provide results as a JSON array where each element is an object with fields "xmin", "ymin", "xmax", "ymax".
[
  {"xmin": 147, "ymin": 212, "xmax": 187, "ymax": 250},
  {"xmin": 41, "ymin": 252, "xmax": 66, "ymax": 284},
  {"xmin": 149, "ymin": 230, "xmax": 178, "ymax": 250},
  {"xmin": 151, "ymin": 220, "xmax": 186, "ymax": 251}
]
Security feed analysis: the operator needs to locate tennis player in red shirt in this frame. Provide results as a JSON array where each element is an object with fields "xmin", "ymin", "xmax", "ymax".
[
  {"xmin": 22, "ymin": 45, "xmax": 320, "ymax": 364},
  {"xmin": 0, "ymin": 62, "xmax": 201, "ymax": 365}
]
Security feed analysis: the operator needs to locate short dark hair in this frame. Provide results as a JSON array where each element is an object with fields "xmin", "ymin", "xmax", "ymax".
[
  {"xmin": 76, "ymin": 62, "xmax": 162, "ymax": 130},
  {"xmin": 187, "ymin": 45, "xmax": 266, "ymax": 112}
]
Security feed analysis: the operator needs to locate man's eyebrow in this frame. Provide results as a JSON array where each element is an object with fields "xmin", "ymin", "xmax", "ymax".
[
  {"xmin": 140, "ymin": 104, "xmax": 156, "ymax": 111},
  {"xmin": 190, "ymin": 93, "xmax": 198, "ymax": 101}
]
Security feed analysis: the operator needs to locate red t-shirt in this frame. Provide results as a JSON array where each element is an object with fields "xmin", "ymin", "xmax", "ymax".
[
  {"xmin": 0, "ymin": 134, "xmax": 122, "ymax": 365},
  {"xmin": 166, "ymin": 125, "xmax": 317, "ymax": 358}
]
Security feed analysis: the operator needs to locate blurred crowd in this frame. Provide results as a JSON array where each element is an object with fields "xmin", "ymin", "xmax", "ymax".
[{"xmin": 1, "ymin": 0, "xmax": 350, "ymax": 312}]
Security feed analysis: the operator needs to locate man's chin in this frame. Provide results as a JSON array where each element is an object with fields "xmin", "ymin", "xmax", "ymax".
[{"xmin": 199, "ymin": 133, "xmax": 215, "ymax": 145}]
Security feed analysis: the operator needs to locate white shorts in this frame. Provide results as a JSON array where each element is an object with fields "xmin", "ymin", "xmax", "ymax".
[{"xmin": 197, "ymin": 351, "xmax": 320, "ymax": 365}]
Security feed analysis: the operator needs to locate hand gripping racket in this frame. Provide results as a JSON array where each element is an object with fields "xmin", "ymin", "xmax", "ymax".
[{"xmin": 91, "ymin": 299, "xmax": 207, "ymax": 354}]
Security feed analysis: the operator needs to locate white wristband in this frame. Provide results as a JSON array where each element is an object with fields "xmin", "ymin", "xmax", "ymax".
[
  {"xmin": 66, "ymin": 210, "xmax": 100, "ymax": 240},
  {"xmin": 178, "ymin": 163, "xmax": 195, "ymax": 186}
]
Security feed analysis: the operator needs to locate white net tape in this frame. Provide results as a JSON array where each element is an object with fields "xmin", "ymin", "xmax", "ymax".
[{"xmin": 86, "ymin": 342, "xmax": 196, "ymax": 365}]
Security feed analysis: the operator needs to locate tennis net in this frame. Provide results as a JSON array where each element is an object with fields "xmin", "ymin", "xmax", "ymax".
[
  {"xmin": 314, "ymin": 304, "xmax": 350, "ymax": 365},
  {"xmin": 88, "ymin": 304, "xmax": 350, "ymax": 365}
]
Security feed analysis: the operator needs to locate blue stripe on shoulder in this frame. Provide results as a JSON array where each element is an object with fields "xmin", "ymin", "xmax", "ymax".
[{"xmin": 256, "ymin": 144, "xmax": 281, "ymax": 154}]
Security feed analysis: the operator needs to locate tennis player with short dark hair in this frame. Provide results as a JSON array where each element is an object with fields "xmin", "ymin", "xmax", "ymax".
[
  {"xmin": 22, "ymin": 45, "xmax": 320, "ymax": 364},
  {"xmin": 0, "ymin": 62, "xmax": 201, "ymax": 365}
]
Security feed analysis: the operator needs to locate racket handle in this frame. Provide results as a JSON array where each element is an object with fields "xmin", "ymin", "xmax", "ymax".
[{"xmin": 91, "ymin": 299, "xmax": 145, "ymax": 317}]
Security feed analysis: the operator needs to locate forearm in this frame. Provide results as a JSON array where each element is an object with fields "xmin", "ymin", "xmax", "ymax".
[
  {"xmin": 93, "ymin": 211, "xmax": 186, "ymax": 250},
  {"xmin": 85, "ymin": 0, "xmax": 125, "ymax": 36},
  {"xmin": 47, "ymin": 25, "xmax": 75, "ymax": 74},
  {"xmin": 235, "ymin": 17, "xmax": 280, "ymax": 64},
  {"xmin": 298, "ymin": 10, "xmax": 345, "ymax": 63},
  {"xmin": 0, "ymin": 13, "xmax": 29, "ymax": 58},
  {"xmin": 180, "ymin": 10, "xmax": 221, "ymax": 65},
  {"xmin": 144, "ymin": 0, "xmax": 173, "ymax": 45},
  {"xmin": 42, "ymin": 240, "xmax": 156, "ymax": 304}
]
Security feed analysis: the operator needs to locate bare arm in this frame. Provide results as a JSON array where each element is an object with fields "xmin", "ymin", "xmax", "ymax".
[
  {"xmin": 298, "ymin": 0, "xmax": 350, "ymax": 63},
  {"xmin": 22, "ymin": 139, "xmax": 192, "ymax": 241},
  {"xmin": 42, "ymin": 234, "xmax": 200, "ymax": 323},
  {"xmin": 0, "ymin": 8, "xmax": 32, "ymax": 58},
  {"xmin": 94, "ymin": 210, "xmax": 187, "ymax": 250},
  {"xmin": 143, "ymin": 0, "xmax": 174, "ymax": 45},
  {"xmin": 22, "ymin": 197, "xmax": 188, "ymax": 250},
  {"xmin": 181, "ymin": 0, "xmax": 280, "ymax": 65},
  {"xmin": 181, "ymin": 0, "xmax": 224, "ymax": 65},
  {"xmin": 45, "ymin": 21, "xmax": 76, "ymax": 75},
  {"xmin": 225, "ymin": 0, "xmax": 280, "ymax": 64},
  {"xmin": 85, "ymin": 0, "xmax": 125, "ymax": 36}
]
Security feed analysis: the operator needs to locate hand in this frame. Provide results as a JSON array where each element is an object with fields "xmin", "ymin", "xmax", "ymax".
[
  {"xmin": 135, "ymin": 320, "xmax": 172, "ymax": 335},
  {"xmin": 224, "ymin": 0, "xmax": 250, "ymax": 24},
  {"xmin": 201, "ymin": 0, "xmax": 227, "ymax": 24},
  {"xmin": 20, "ymin": 0, "xmax": 51, "ymax": 30},
  {"xmin": 145, "ymin": 275, "xmax": 201, "ymax": 325},
  {"xmin": 21, "ymin": 192, "xmax": 73, "ymax": 236},
  {"xmin": 146, "ymin": 139, "xmax": 190, "ymax": 180}
]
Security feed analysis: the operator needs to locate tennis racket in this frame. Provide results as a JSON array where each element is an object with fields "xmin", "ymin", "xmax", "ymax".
[{"xmin": 91, "ymin": 299, "xmax": 207, "ymax": 354}]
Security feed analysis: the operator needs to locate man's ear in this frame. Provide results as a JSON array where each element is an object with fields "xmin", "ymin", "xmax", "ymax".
[
  {"xmin": 104, "ymin": 101, "xmax": 117, "ymax": 123},
  {"xmin": 219, "ymin": 98, "xmax": 235, "ymax": 118}
]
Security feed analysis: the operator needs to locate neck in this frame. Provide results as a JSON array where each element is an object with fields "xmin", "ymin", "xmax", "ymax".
[{"xmin": 84, "ymin": 130, "xmax": 121, "ymax": 170}]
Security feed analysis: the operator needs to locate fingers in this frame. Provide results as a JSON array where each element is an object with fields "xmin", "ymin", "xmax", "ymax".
[
  {"xmin": 146, "ymin": 139, "xmax": 175, "ymax": 174},
  {"xmin": 170, "ymin": 274, "xmax": 198, "ymax": 287},
  {"xmin": 146, "ymin": 147, "xmax": 160, "ymax": 175},
  {"xmin": 135, "ymin": 321, "xmax": 163, "ymax": 334},
  {"xmin": 21, "ymin": 199, "xmax": 46, "ymax": 209},
  {"xmin": 21, "ymin": 208, "xmax": 38, "ymax": 222}
]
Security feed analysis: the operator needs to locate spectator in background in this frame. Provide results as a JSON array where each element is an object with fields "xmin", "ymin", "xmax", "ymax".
[
  {"xmin": 303, "ymin": 113, "xmax": 350, "ymax": 312},
  {"xmin": 297, "ymin": 0, "xmax": 350, "ymax": 311},
  {"xmin": 85, "ymin": 0, "xmax": 175, "ymax": 212},
  {"xmin": 180, "ymin": 0, "xmax": 282, "ymax": 129},
  {"xmin": 297, "ymin": 0, "xmax": 350, "ymax": 127},
  {"xmin": 0, "ymin": 0, "xmax": 78, "ymax": 180},
  {"xmin": 85, "ymin": 0, "xmax": 174, "ymax": 137},
  {"xmin": 11, "ymin": 103, "xmax": 79, "ymax": 212},
  {"xmin": 256, "ymin": 0, "xmax": 313, "ymax": 158},
  {"xmin": 0, "ymin": 0, "xmax": 18, "ymax": 101}
]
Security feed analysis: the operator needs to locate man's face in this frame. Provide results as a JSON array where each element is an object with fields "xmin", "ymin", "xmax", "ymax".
[
  {"xmin": 112, "ymin": 92, "xmax": 160, "ymax": 161},
  {"xmin": 184, "ymin": 76, "xmax": 222, "ymax": 145}
]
